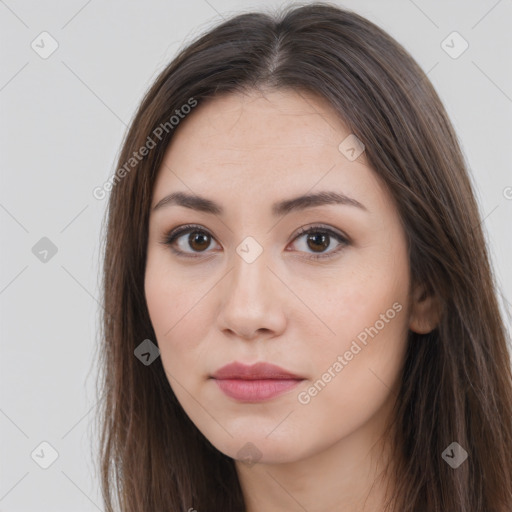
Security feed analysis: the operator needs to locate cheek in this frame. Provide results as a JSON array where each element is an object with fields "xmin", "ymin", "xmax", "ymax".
[
  {"xmin": 144, "ymin": 255, "xmax": 212, "ymax": 379},
  {"xmin": 273, "ymin": 296, "xmax": 408, "ymax": 464},
  {"xmin": 297, "ymin": 250, "xmax": 410, "ymax": 423},
  {"xmin": 296, "ymin": 311, "xmax": 408, "ymax": 457},
  {"xmin": 309, "ymin": 291, "xmax": 409, "ymax": 397},
  {"xmin": 306, "ymin": 247, "xmax": 410, "ymax": 356}
]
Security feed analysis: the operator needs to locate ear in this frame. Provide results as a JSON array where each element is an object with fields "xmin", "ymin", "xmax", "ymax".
[{"xmin": 409, "ymin": 282, "xmax": 440, "ymax": 334}]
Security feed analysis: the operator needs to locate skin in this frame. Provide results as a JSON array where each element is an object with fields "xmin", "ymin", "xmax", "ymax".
[{"xmin": 144, "ymin": 89, "xmax": 438, "ymax": 512}]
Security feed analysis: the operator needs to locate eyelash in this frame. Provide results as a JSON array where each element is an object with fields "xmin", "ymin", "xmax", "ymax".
[{"xmin": 160, "ymin": 223, "xmax": 349, "ymax": 261}]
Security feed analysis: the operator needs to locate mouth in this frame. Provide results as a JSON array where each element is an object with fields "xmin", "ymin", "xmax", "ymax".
[{"xmin": 210, "ymin": 361, "xmax": 305, "ymax": 402}]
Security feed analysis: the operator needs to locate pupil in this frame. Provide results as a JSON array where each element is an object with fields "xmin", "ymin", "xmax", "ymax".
[
  {"xmin": 308, "ymin": 233, "xmax": 328, "ymax": 252},
  {"xmin": 189, "ymin": 232, "xmax": 210, "ymax": 251}
]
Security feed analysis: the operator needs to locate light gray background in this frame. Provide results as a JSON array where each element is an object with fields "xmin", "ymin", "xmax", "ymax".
[{"xmin": 1, "ymin": 0, "xmax": 511, "ymax": 510}]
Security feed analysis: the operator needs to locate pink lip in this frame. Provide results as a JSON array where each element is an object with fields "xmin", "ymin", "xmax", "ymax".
[{"xmin": 211, "ymin": 362, "xmax": 304, "ymax": 402}]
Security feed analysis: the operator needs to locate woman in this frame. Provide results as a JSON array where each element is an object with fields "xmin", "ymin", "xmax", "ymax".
[{"xmin": 96, "ymin": 3, "xmax": 512, "ymax": 511}]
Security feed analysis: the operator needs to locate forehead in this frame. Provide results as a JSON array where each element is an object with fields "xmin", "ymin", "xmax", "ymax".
[
  {"xmin": 151, "ymin": 89, "xmax": 386, "ymax": 212},
  {"xmin": 167, "ymin": 88, "xmax": 350, "ymax": 157}
]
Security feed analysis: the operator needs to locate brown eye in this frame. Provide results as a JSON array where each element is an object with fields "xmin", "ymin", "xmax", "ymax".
[
  {"xmin": 289, "ymin": 225, "xmax": 349, "ymax": 260},
  {"xmin": 306, "ymin": 232, "xmax": 329, "ymax": 253},
  {"xmin": 188, "ymin": 231, "xmax": 212, "ymax": 252},
  {"xmin": 163, "ymin": 225, "xmax": 220, "ymax": 257}
]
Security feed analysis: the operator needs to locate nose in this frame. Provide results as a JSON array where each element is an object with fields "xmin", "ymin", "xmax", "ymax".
[{"xmin": 216, "ymin": 248, "xmax": 287, "ymax": 341}]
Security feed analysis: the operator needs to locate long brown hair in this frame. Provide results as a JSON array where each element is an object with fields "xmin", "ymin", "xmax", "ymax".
[{"xmin": 96, "ymin": 3, "xmax": 512, "ymax": 510}]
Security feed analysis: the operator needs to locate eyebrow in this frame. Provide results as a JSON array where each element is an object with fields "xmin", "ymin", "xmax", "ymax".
[{"xmin": 151, "ymin": 190, "xmax": 367, "ymax": 216}]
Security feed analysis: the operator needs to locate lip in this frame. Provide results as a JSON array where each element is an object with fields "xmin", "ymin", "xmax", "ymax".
[
  {"xmin": 212, "ymin": 361, "xmax": 304, "ymax": 380},
  {"xmin": 210, "ymin": 362, "xmax": 305, "ymax": 402}
]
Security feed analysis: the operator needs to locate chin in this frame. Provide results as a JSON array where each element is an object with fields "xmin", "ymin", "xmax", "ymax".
[{"xmin": 204, "ymin": 427, "xmax": 308, "ymax": 466}]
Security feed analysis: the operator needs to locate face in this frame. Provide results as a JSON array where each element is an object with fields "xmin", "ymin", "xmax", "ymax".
[{"xmin": 144, "ymin": 88, "xmax": 418, "ymax": 466}]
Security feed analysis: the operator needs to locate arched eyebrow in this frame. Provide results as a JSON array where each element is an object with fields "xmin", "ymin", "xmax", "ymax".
[{"xmin": 151, "ymin": 190, "xmax": 367, "ymax": 216}]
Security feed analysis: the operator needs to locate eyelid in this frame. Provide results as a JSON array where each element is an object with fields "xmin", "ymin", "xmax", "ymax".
[
  {"xmin": 287, "ymin": 224, "xmax": 349, "ymax": 260},
  {"xmin": 160, "ymin": 223, "xmax": 349, "ymax": 260},
  {"xmin": 160, "ymin": 224, "xmax": 220, "ymax": 259},
  {"xmin": 291, "ymin": 224, "xmax": 349, "ymax": 245}
]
